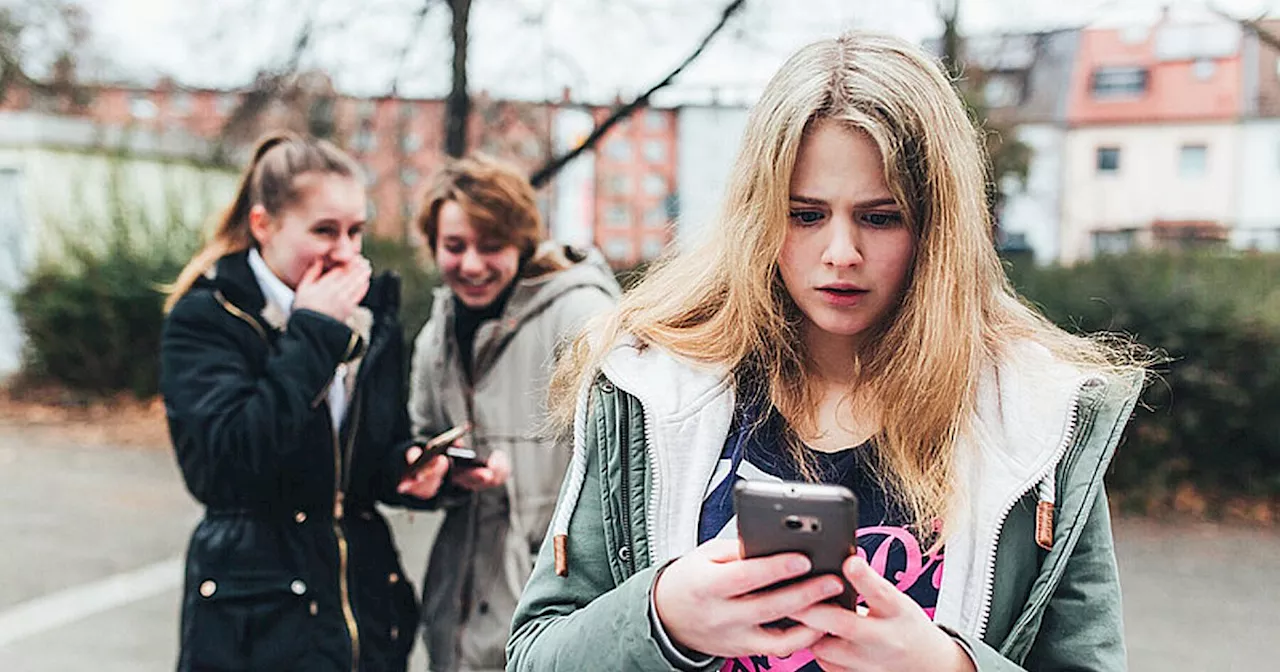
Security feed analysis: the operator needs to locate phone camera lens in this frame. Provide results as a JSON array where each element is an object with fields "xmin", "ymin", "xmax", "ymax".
[{"xmin": 784, "ymin": 516, "xmax": 803, "ymax": 530}]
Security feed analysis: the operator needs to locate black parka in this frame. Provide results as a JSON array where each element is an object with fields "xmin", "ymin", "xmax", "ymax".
[{"xmin": 160, "ymin": 250, "xmax": 430, "ymax": 672}]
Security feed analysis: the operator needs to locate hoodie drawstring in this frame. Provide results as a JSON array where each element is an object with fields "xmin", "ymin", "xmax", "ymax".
[{"xmin": 551, "ymin": 382, "xmax": 594, "ymax": 576}]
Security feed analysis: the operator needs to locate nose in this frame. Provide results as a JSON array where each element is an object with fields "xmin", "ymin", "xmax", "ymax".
[
  {"xmin": 821, "ymin": 217, "xmax": 863, "ymax": 267},
  {"xmin": 459, "ymin": 248, "xmax": 486, "ymax": 276},
  {"xmin": 330, "ymin": 233, "xmax": 358, "ymax": 263}
]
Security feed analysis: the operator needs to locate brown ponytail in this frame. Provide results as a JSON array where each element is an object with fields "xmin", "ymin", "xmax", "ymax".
[{"xmin": 164, "ymin": 132, "xmax": 361, "ymax": 312}]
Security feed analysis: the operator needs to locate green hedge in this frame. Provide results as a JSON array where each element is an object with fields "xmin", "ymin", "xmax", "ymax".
[
  {"xmin": 1007, "ymin": 252, "xmax": 1280, "ymax": 506},
  {"xmin": 361, "ymin": 236, "xmax": 440, "ymax": 346},
  {"xmin": 12, "ymin": 224, "xmax": 1280, "ymax": 509},
  {"xmin": 10, "ymin": 230, "xmax": 437, "ymax": 399}
]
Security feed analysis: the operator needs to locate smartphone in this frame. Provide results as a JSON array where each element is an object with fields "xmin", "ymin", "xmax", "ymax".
[
  {"xmin": 403, "ymin": 424, "xmax": 471, "ymax": 479},
  {"xmin": 733, "ymin": 480, "xmax": 859, "ymax": 616},
  {"xmin": 444, "ymin": 445, "xmax": 488, "ymax": 470}
]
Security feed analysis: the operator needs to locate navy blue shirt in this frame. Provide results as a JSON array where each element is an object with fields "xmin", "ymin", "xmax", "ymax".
[{"xmin": 699, "ymin": 405, "xmax": 946, "ymax": 672}]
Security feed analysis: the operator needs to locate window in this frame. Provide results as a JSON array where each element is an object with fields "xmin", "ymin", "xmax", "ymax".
[
  {"xmin": 362, "ymin": 163, "xmax": 378, "ymax": 186},
  {"xmin": 605, "ymin": 139, "xmax": 633, "ymax": 162},
  {"xmin": 641, "ymin": 238, "xmax": 665, "ymax": 260},
  {"xmin": 644, "ymin": 110, "xmax": 668, "ymax": 132},
  {"xmin": 1192, "ymin": 58, "xmax": 1216, "ymax": 81},
  {"xmin": 401, "ymin": 167, "xmax": 419, "ymax": 188},
  {"xmin": 642, "ymin": 173, "xmax": 667, "ymax": 197},
  {"xmin": 644, "ymin": 206, "xmax": 668, "ymax": 228},
  {"xmin": 1096, "ymin": 147, "xmax": 1121, "ymax": 174},
  {"xmin": 1179, "ymin": 144, "xmax": 1207, "ymax": 177},
  {"xmin": 643, "ymin": 140, "xmax": 667, "ymax": 163},
  {"xmin": 983, "ymin": 75, "xmax": 1022, "ymax": 108},
  {"xmin": 606, "ymin": 175, "xmax": 631, "ymax": 195},
  {"xmin": 354, "ymin": 127, "xmax": 377, "ymax": 153},
  {"xmin": 1000, "ymin": 232, "xmax": 1031, "ymax": 252},
  {"xmin": 605, "ymin": 205, "xmax": 631, "ymax": 228},
  {"xmin": 129, "ymin": 93, "xmax": 157, "ymax": 120},
  {"xmin": 1092, "ymin": 230, "xmax": 1136, "ymax": 256},
  {"xmin": 1091, "ymin": 67, "xmax": 1148, "ymax": 98},
  {"xmin": 603, "ymin": 238, "xmax": 633, "ymax": 261},
  {"xmin": 170, "ymin": 92, "xmax": 193, "ymax": 117},
  {"xmin": 402, "ymin": 133, "xmax": 422, "ymax": 153}
]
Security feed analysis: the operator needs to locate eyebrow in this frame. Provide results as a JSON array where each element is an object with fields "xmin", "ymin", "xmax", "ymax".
[{"xmin": 789, "ymin": 195, "xmax": 899, "ymax": 209}]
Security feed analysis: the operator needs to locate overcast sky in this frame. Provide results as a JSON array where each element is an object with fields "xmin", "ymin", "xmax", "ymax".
[{"xmin": 72, "ymin": 0, "xmax": 1280, "ymax": 104}]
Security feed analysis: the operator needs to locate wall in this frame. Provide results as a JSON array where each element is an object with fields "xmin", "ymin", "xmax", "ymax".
[
  {"xmin": 1060, "ymin": 122, "xmax": 1239, "ymax": 262},
  {"xmin": 673, "ymin": 105, "xmax": 749, "ymax": 247}
]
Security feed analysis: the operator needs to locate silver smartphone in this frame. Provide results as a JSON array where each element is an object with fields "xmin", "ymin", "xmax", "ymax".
[{"xmin": 733, "ymin": 480, "xmax": 859, "ymax": 613}]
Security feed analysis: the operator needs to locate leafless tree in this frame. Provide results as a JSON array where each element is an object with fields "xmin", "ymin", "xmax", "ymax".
[{"xmin": 0, "ymin": 0, "xmax": 92, "ymax": 112}]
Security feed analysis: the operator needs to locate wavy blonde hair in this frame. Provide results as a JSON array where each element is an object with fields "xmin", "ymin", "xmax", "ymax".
[{"xmin": 549, "ymin": 32, "xmax": 1145, "ymax": 537}]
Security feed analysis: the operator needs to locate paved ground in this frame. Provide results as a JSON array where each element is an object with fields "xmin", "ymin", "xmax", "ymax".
[{"xmin": 0, "ymin": 424, "xmax": 1275, "ymax": 671}]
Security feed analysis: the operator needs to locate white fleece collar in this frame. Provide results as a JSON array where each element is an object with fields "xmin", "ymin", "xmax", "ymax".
[{"xmin": 553, "ymin": 338, "xmax": 1096, "ymax": 639}]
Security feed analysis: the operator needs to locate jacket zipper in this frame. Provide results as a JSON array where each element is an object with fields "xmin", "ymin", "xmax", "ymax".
[
  {"xmin": 333, "ymin": 318, "xmax": 384, "ymax": 672},
  {"xmin": 330, "ymin": 418, "xmax": 361, "ymax": 672},
  {"xmin": 972, "ymin": 378, "xmax": 1095, "ymax": 639},
  {"xmin": 1003, "ymin": 383, "xmax": 1107, "ymax": 651},
  {"xmin": 617, "ymin": 391, "xmax": 636, "ymax": 575},
  {"xmin": 214, "ymin": 292, "xmax": 268, "ymax": 343},
  {"xmin": 215, "ymin": 292, "xmax": 362, "ymax": 670}
]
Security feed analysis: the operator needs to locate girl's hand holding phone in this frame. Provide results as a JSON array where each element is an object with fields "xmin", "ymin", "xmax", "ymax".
[
  {"xmin": 396, "ymin": 445, "xmax": 449, "ymax": 499},
  {"xmin": 294, "ymin": 257, "xmax": 372, "ymax": 323},
  {"xmin": 450, "ymin": 449, "xmax": 511, "ymax": 491},
  {"xmin": 651, "ymin": 538, "xmax": 844, "ymax": 660},
  {"xmin": 789, "ymin": 555, "xmax": 976, "ymax": 672}
]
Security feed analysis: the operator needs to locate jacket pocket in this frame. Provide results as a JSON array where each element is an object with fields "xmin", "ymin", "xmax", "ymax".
[{"xmin": 183, "ymin": 571, "xmax": 313, "ymax": 671}]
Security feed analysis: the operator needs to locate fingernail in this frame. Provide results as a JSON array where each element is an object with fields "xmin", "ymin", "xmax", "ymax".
[
  {"xmin": 787, "ymin": 556, "xmax": 811, "ymax": 573},
  {"xmin": 824, "ymin": 579, "xmax": 844, "ymax": 596}
]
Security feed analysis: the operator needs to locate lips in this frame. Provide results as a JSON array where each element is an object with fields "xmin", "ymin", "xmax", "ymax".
[{"xmin": 816, "ymin": 286, "xmax": 868, "ymax": 307}]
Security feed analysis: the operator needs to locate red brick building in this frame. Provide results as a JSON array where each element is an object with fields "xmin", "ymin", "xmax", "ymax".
[{"xmin": 1, "ymin": 77, "xmax": 679, "ymax": 264}]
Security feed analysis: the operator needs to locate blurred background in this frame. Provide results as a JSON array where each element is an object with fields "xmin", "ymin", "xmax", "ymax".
[{"xmin": 0, "ymin": 0, "xmax": 1277, "ymax": 670}]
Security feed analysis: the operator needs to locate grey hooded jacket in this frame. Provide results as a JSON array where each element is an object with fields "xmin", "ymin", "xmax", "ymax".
[{"xmin": 409, "ymin": 244, "xmax": 620, "ymax": 671}]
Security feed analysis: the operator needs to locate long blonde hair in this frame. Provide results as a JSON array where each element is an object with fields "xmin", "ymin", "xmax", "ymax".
[
  {"xmin": 164, "ymin": 132, "xmax": 361, "ymax": 312},
  {"xmin": 549, "ymin": 32, "xmax": 1145, "ymax": 536}
]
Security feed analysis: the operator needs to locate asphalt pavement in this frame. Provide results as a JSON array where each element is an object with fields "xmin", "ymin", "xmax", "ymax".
[{"xmin": 0, "ymin": 424, "xmax": 1274, "ymax": 671}]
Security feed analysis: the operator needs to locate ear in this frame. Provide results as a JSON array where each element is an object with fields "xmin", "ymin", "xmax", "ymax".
[{"xmin": 248, "ymin": 204, "xmax": 272, "ymax": 246}]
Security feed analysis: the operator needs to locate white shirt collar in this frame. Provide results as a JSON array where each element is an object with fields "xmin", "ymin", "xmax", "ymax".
[{"xmin": 247, "ymin": 247, "xmax": 295, "ymax": 316}]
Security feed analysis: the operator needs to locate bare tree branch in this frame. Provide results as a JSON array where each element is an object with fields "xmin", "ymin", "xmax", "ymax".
[
  {"xmin": 444, "ymin": 0, "xmax": 473, "ymax": 157},
  {"xmin": 1211, "ymin": 4, "xmax": 1280, "ymax": 51},
  {"xmin": 390, "ymin": 0, "xmax": 436, "ymax": 96},
  {"xmin": 529, "ymin": 0, "xmax": 748, "ymax": 189}
]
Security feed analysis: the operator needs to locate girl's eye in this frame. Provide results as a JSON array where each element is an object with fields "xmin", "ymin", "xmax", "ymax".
[
  {"xmin": 314, "ymin": 226, "xmax": 338, "ymax": 237},
  {"xmin": 443, "ymin": 244, "xmax": 466, "ymax": 254},
  {"xmin": 789, "ymin": 210, "xmax": 824, "ymax": 225},
  {"xmin": 863, "ymin": 212, "xmax": 903, "ymax": 228}
]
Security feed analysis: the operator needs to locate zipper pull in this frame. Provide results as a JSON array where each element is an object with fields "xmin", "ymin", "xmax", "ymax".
[
  {"xmin": 334, "ymin": 491, "xmax": 345, "ymax": 520},
  {"xmin": 1035, "ymin": 474, "xmax": 1055, "ymax": 550}
]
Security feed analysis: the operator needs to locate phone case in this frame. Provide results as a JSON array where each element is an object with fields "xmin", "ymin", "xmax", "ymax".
[
  {"xmin": 404, "ymin": 424, "xmax": 470, "ymax": 478},
  {"xmin": 733, "ymin": 480, "xmax": 859, "ymax": 612}
]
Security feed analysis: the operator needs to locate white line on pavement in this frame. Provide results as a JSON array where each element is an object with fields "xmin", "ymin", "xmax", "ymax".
[{"xmin": 0, "ymin": 556, "xmax": 184, "ymax": 648}]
